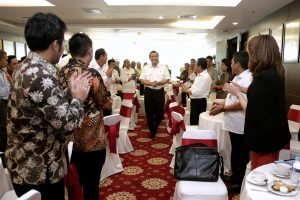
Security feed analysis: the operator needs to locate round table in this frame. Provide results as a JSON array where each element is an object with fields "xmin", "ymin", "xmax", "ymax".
[
  {"xmin": 240, "ymin": 163, "xmax": 300, "ymax": 200},
  {"xmin": 198, "ymin": 111, "xmax": 231, "ymax": 172}
]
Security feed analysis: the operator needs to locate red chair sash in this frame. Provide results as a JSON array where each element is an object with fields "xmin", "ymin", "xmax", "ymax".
[
  {"xmin": 64, "ymin": 164, "xmax": 84, "ymax": 200},
  {"xmin": 123, "ymin": 93, "xmax": 135, "ymax": 100},
  {"xmin": 170, "ymin": 118, "xmax": 186, "ymax": 136},
  {"xmin": 132, "ymin": 97, "xmax": 140, "ymax": 113},
  {"xmin": 288, "ymin": 109, "xmax": 300, "ymax": 123},
  {"xmin": 120, "ymin": 105, "xmax": 132, "ymax": 118},
  {"xmin": 105, "ymin": 121, "xmax": 120, "ymax": 154},
  {"xmin": 170, "ymin": 95, "xmax": 176, "ymax": 102},
  {"xmin": 182, "ymin": 138, "xmax": 218, "ymax": 147}
]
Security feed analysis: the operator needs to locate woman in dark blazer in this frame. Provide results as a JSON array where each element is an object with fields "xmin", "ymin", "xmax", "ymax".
[{"xmin": 224, "ymin": 35, "xmax": 291, "ymax": 170}]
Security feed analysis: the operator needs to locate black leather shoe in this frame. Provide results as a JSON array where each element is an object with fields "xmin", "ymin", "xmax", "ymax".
[{"xmin": 228, "ymin": 184, "xmax": 241, "ymax": 193}]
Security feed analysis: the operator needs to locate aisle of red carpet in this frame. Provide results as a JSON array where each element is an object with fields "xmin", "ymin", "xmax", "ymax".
[{"xmin": 99, "ymin": 115, "xmax": 238, "ymax": 200}]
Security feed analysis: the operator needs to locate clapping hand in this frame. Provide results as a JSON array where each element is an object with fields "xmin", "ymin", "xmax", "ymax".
[
  {"xmin": 223, "ymin": 82, "xmax": 241, "ymax": 96},
  {"xmin": 69, "ymin": 71, "xmax": 92, "ymax": 102}
]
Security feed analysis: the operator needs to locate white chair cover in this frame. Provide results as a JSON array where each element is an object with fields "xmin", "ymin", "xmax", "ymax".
[
  {"xmin": 118, "ymin": 101, "xmax": 134, "ymax": 154},
  {"xmin": 112, "ymin": 95, "xmax": 122, "ymax": 115},
  {"xmin": 0, "ymin": 158, "xmax": 41, "ymax": 200},
  {"xmin": 122, "ymin": 90, "xmax": 137, "ymax": 131},
  {"xmin": 169, "ymin": 111, "xmax": 186, "ymax": 155},
  {"xmin": 280, "ymin": 104, "xmax": 300, "ymax": 159},
  {"xmin": 101, "ymin": 114, "xmax": 124, "ymax": 181},
  {"xmin": 173, "ymin": 129, "xmax": 228, "ymax": 200}
]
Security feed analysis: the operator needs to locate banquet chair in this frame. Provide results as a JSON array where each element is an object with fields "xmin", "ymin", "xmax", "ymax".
[
  {"xmin": 101, "ymin": 114, "xmax": 123, "ymax": 181},
  {"xmin": 279, "ymin": 104, "xmax": 300, "ymax": 159},
  {"xmin": 0, "ymin": 158, "xmax": 41, "ymax": 200},
  {"xmin": 111, "ymin": 94, "xmax": 122, "ymax": 115},
  {"xmin": 288, "ymin": 104, "xmax": 300, "ymax": 140},
  {"xmin": 287, "ymin": 105, "xmax": 300, "ymax": 158},
  {"xmin": 169, "ymin": 111, "xmax": 186, "ymax": 156},
  {"xmin": 173, "ymin": 129, "xmax": 228, "ymax": 200},
  {"xmin": 118, "ymin": 101, "xmax": 134, "ymax": 154},
  {"xmin": 122, "ymin": 89, "xmax": 137, "ymax": 131}
]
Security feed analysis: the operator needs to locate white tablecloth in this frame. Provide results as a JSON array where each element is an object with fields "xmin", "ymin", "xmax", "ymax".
[
  {"xmin": 240, "ymin": 163, "xmax": 300, "ymax": 200},
  {"xmin": 198, "ymin": 111, "xmax": 231, "ymax": 172}
]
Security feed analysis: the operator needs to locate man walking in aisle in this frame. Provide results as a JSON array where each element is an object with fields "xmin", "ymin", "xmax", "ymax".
[{"xmin": 140, "ymin": 51, "xmax": 170, "ymax": 138}]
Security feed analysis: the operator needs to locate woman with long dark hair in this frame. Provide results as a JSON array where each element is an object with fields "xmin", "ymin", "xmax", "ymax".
[{"xmin": 224, "ymin": 35, "xmax": 291, "ymax": 170}]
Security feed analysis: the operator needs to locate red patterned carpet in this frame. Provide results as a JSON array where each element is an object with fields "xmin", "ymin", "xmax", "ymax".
[
  {"xmin": 100, "ymin": 115, "xmax": 239, "ymax": 200},
  {"xmin": 100, "ymin": 116, "xmax": 176, "ymax": 200}
]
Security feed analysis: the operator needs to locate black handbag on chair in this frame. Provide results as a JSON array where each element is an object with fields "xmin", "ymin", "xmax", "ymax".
[{"xmin": 174, "ymin": 144, "xmax": 224, "ymax": 182}]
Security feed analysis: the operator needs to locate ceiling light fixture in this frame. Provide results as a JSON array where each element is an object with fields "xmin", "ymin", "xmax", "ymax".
[
  {"xmin": 158, "ymin": 16, "xmax": 164, "ymax": 20},
  {"xmin": 232, "ymin": 22, "xmax": 238, "ymax": 25},
  {"xmin": 82, "ymin": 8, "xmax": 103, "ymax": 14},
  {"xmin": 104, "ymin": 0, "xmax": 241, "ymax": 7},
  {"xmin": 170, "ymin": 16, "xmax": 225, "ymax": 29},
  {"xmin": 0, "ymin": 0, "xmax": 54, "ymax": 7}
]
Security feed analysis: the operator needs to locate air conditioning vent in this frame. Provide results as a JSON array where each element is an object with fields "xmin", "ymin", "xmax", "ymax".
[{"xmin": 178, "ymin": 15, "xmax": 196, "ymax": 20}]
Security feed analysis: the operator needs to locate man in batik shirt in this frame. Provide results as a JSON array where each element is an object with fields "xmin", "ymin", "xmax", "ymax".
[
  {"xmin": 5, "ymin": 13, "xmax": 91, "ymax": 200},
  {"xmin": 59, "ymin": 32, "xmax": 108, "ymax": 200}
]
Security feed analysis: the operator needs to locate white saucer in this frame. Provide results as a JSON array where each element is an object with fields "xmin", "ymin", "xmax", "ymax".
[
  {"xmin": 246, "ymin": 173, "xmax": 267, "ymax": 185},
  {"xmin": 272, "ymin": 171, "xmax": 290, "ymax": 179}
]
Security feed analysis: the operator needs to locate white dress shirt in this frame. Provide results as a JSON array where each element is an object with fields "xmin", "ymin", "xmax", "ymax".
[
  {"xmin": 89, "ymin": 61, "xmax": 111, "ymax": 88},
  {"xmin": 110, "ymin": 69, "xmax": 121, "ymax": 95},
  {"xmin": 223, "ymin": 69, "xmax": 253, "ymax": 134},
  {"xmin": 139, "ymin": 63, "xmax": 170, "ymax": 90},
  {"xmin": 120, "ymin": 67, "xmax": 136, "ymax": 93},
  {"xmin": 189, "ymin": 70, "xmax": 212, "ymax": 99}
]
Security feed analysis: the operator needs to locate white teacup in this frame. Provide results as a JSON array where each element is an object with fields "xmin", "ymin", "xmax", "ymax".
[
  {"xmin": 275, "ymin": 163, "xmax": 291, "ymax": 176},
  {"xmin": 251, "ymin": 171, "xmax": 266, "ymax": 182}
]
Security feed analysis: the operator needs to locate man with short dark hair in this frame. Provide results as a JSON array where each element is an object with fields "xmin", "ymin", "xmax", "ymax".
[
  {"xmin": 140, "ymin": 51, "xmax": 170, "ymax": 138},
  {"xmin": 181, "ymin": 58, "xmax": 212, "ymax": 125},
  {"xmin": 210, "ymin": 51, "xmax": 252, "ymax": 192},
  {"xmin": 5, "ymin": 13, "xmax": 91, "ymax": 200},
  {"xmin": 108, "ymin": 58, "xmax": 121, "ymax": 96},
  {"xmin": 7, "ymin": 55, "xmax": 18, "ymax": 76},
  {"xmin": 0, "ymin": 50, "xmax": 9, "ymax": 153},
  {"xmin": 59, "ymin": 32, "xmax": 108, "ymax": 200}
]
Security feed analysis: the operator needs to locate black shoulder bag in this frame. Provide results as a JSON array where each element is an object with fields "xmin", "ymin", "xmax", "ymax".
[{"xmin": 174, "ymin": 144, "xmax": 224, "ymax": 182}]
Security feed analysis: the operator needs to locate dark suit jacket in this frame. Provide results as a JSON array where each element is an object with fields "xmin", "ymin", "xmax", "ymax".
[{"xmin": 244, "ymin": 69, "xmax": 291, "ymax": 152}]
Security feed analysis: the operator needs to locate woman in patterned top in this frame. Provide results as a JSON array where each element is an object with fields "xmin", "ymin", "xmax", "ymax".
[
  {"xmin": 59, "ymin": 32, "xmax": 109, "ymax": 200},
  {"xmin": 5, "ymin": 13, "xmax": 91, "ymax": 200}
]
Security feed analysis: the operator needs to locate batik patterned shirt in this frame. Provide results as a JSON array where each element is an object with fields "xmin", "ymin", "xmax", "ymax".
[
  {"xmin": 59, "ymin": 57, "xmax": 107, "ymax": 152},
  {"xmin": 5, "ymin": 52, "xmax": 84, "ymax": 185}
]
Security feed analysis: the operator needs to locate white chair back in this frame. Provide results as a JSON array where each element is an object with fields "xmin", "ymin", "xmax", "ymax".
[
  {"xmin": 182, "ymin": 129, "xmax": 218, "ymax": 147},
  {"xmin": 104, "ymin": 114, "xmax": 122, "ymax": 126},
  {"xmin": 67, "ymin": 141, "xmax": 73, "ymax": 163},
  {"xmin": 101, "ymin": 114, "xmax": 123, "ymax": 181}
]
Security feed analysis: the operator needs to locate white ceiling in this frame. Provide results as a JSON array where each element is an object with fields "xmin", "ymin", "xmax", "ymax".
[{"xmin": 0, "ymin": 0, "xmax": 294, "ymax": 41}]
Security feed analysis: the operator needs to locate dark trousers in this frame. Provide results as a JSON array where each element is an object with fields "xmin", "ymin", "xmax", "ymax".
[
  {"xmin": 71, "ymin": 149, "xmax": 106, "ymax": 200},
  {"xmin": 181, "ymin": 92, "xmax": 188, "ymax": 106},
  {"xmin": 144, "ymin": 87, "xmax": 165, "ymax": 136},
  {"xmin": 14, "ymin": 179, "xmax": 64, "ymax": 200},
  {"xmin": 229, "ymin": 132, "xmax": 249, "ymax": 186},
  {"xmin": 190, "ymin": 98, "xmax": 207, "ymax": 125},
  {"xmin": 0, "ymin": 100, "xmax": 8, "ymax": 152},
  {"xmin": 137, "ymin": 79, "xmax": 144, "ymax": 96}
]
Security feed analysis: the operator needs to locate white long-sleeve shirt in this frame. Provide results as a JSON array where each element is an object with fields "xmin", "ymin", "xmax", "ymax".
[
  {"xmin": 120, "ymin": 67, "xmax": 136, "ymax": 93},
  {"xmin": 189, "ymin": 69, "xmax": 212, "ymax": 99}
]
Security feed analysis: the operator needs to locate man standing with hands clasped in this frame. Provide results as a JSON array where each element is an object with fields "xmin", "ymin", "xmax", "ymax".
[
  {"xmin": 140, "ymin": 51, "xmax": 170, "ymax": 138},
  {"xmin": 210, "ymin": 51, "xmax": 253, "ymax": 192}
]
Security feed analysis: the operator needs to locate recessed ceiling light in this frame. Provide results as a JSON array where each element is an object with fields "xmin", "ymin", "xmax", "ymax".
[
  {"xmin": 232, "ymin": 22, "xmax": 238, "ymax": 25},
  {"xmin": 0, "ymin": 0, "xmax": 54, "ymax": 7},
  {"xmin": 170, "ymin": 16, "xmax": 225, "ymax": 29},
  {"xmin": 158, "ymin": 16, "xmax": 164, "ymax": 20},
  {"xmin": 82, "ymin": 8, "xmax": 103, "ymax": 14},
  {"xmin": 104, "ymin": 0, "xmax": 241, "ymax": 7}
]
